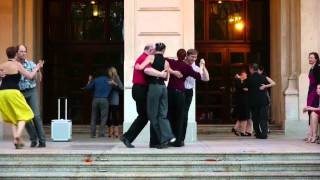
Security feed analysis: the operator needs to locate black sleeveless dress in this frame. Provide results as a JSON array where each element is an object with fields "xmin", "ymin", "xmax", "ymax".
[{"xmin": 0, "ymin": 73, "xmax": 34, "ymax": 125}]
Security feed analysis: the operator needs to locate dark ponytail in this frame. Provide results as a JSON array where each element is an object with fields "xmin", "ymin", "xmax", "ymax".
[{"xmin": 155, "ymin": 42, "xmax": 166, "ymax": 51}]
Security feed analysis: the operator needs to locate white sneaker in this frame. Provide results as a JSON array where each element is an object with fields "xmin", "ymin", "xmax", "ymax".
[{"xmin": 170, "ymin": 138, "xmax": 176, "ymax": 143}]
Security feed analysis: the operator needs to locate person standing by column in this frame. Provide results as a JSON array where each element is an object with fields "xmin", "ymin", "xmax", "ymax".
[
  {"xmin": 120, "ymin": 44, "xmax": 166, "ymax": 148},
  {"xmin": 16, "ymin": 44, "xmax": 46, "ymax": 148},
  {"xmin": 107, "ymin": 66, "xmax": 123, "ymax": 138},
  {"xmin": 305, "ymin": 52, "xmax": 320, "ymax": 141},
  {"xmin": 183, "ymin": 49, "xmax": 210, "ymax": 143}
]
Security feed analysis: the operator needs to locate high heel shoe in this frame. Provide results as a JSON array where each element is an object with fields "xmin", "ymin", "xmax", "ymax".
[
  {"xmin": 231, "ymin": 128, "xmax": 240, "ymax": 136},
  {"xmin": 245, "ymin": 132, "xmax": 252, "ymax": 136},
  {"xmin": 14, "ymin": 143, "xmax": 23, "ymax": 149},
  {"xmin": 14, "ymin": 137, "xmax": 23, "ymax": 149},
  {"xmin": 306, "ymin": 136, "xmax": 317, "ymax": 143}
]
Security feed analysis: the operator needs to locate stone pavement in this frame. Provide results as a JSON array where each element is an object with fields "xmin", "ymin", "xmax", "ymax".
[{"xmin": 0, "ymin": 133, "xmax": 319, "ymax": 154}]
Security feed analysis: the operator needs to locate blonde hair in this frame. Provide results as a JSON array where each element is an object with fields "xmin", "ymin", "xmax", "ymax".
[{"xmin": 108, "ymin": 66, "xmax": 119, "ymax": 79}]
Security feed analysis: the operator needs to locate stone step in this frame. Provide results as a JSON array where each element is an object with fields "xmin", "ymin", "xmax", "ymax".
[
  {"xmin": 43, "ymin": 124, "xmax": 284, "ymax": 134},
  {"xmin": 0, "ymin": 153, "xmax": 319, "ymax": 162},
  {"xmin": 1, "ymin": 171, "xmax": 320, "ymax": 179},
  {"xmin": 1, "ymin": 160, "xmax": 319, "ymax": 173}
]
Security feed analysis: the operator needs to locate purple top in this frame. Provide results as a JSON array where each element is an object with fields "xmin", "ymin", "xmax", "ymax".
[
  {"xmin": 166, "ymin": 58, "xmax": 201, "ymax": 92},
  {"xmin": 307, "ymin": 72, "xmax": 317, "ymax": 106}
]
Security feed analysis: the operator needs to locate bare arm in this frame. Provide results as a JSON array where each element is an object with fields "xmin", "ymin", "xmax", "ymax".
[
  {"xmin": 265, "ymin": 76, "xmax": 276, "ymax": 87},
  {"xmin": 144, "ymin": 67, "xmax": 167, "ymax": 79},
  {"xmin": 17, "ymin": 61, "xmax": 43, "ymax": 79},
  {"xmin": 260, "ymin": 76, "xmax": 276, "ymax": 90},
  {"xmin": 135, "ymin": 55, "xmax": 154, "ymax": 70},
  {"xmin": 199, "ymin": 59, "xmax": 210, "ymax": 81},
  {"xmin": 164, "ymin": 61, "xmax": 170, "ymax": 81}
]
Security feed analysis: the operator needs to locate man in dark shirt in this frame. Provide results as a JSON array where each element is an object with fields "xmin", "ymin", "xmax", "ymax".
[
  {"xmin": 84, "ymin": 68, "xmax": 112, "ymax": 138},
  {"xmin": 247, "ymin": 63, "xmax": 272, "ymax": 139}
]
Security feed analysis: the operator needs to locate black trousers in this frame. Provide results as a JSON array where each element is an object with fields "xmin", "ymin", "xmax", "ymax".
[
  {"xmin": 168, "ymin": 88, "xmax": 186, "ymax": 146},
  {"xmin": 122, "ymin": 84, "xmax": 158, "ymax": 145},
  {"xmin": 182, "ymin": 89, "xmax": 193, "ymax": 141},
  {"xmin": 251, "ymin": 106, "xmax": 268, "ymax": 138}
]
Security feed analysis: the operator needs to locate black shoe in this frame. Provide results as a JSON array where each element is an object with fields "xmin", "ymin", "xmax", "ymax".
[
  {"xmin": 168, "ymin": 142, "xmax": 183, "ymax": 147},
  {"xmin": 245, "ymin": 132, "xmax": 252, "ymax": 136},
  {"xmin": 30, "ymin": 142, "xmax": 37, "ymax": 148},
  {"xmin": 38, "ymin": 143, "xmax": 46, "ymax": 148},
  {"xmin": 256, "ymin": 135, "xmax": 268, "ymax": 139},
  {"xmin": 120, "ymin": 136, "xmax": 135, "ymax": 148},
  {"xmin": 156, "ymin": 143, "xmax": 168, "ymax": 149},
  {"xmin": 149, "ymin": 144, "xmax": 159, "ymax": 148}
]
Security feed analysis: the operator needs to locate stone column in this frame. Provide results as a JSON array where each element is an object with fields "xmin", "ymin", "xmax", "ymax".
[{"xmin": 123, "ymin": 0, "xmax": 196, "ymax": 143}]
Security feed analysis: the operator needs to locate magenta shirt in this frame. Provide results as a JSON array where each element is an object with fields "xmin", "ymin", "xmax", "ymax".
[{"xmin": 132, "ymin": 53, "xmax": 148, "ymax": 85}]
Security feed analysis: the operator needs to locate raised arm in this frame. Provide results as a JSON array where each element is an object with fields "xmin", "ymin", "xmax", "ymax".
[
  {"xmin": 199, "ymin": 59, "xmax": 210, "ymax": 81},
  {"xmin": 17, "ymin": 60, "xmax": 43, "ymax": 79}
]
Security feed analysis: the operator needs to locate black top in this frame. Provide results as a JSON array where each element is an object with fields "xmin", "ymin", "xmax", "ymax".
[
  {"xmin": 148, "ymin": 54, "xmax": 165, "ymax": 85},
  {"xmin": 234, "ymin": 78, "xmax": 249, "ymax": 105},
  {"xmin": 247, "ymin": 72, "xmax": 269, "ymax": 107},
  {"xmin": 0, "ymin": 73, "xmax": 21, "ymax": 90}
]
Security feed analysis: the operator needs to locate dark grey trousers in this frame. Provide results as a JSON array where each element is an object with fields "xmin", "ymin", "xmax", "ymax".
[
  {"xmin": 23, "ymin": 87, "xmax": 46, "ymax": 144},
  {"xmin": 90, "ymin": 98, "xmax": 109, "ymax": 137},
  {"xmin": 147, "ymin": 84, "xmax": 174, "ymax": 144}
]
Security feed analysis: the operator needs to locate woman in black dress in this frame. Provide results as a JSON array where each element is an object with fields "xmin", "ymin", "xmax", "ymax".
[{"xmin": 233, "ymin": 70, "xmax": 250, "ymax": 136}]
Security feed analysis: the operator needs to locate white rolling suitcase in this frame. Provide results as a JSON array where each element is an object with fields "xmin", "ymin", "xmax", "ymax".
[{"xmin": 51, "ymin": 98, "xmax": 72, "ymax": 141}]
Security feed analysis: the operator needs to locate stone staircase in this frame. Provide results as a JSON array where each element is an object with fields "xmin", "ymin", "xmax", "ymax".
[
  {"xmin": 0, "ymin": 152, "xmax": 319, "ymax": 179},
  {"xmin": 43, "ymin": 124, "xmax": 284, "ymax": 135}
]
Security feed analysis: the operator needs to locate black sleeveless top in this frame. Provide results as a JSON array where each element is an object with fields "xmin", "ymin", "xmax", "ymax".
[
  {"xmin": 148, "ymin": 54, "xmax": 165, "ymax": 85},
  {"xmin": 0, "ymin": 73, "xmax": 21, "ymax": 90}
]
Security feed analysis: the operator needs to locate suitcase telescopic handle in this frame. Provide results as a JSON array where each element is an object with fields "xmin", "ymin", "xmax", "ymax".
[{"xmin": 58, "ymin": 97, "xmax": 68, "ymax": 120}]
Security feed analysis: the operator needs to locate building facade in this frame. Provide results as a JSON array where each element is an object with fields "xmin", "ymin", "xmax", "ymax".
[{"xmin": 1, "ymin": 0, "xmax": 320, "ymax": 140}]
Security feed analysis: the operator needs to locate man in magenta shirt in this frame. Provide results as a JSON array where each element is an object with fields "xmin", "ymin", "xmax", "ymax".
[{"xmin": 120, "ymin": 44, "xmax": 166, "ymax": 148}]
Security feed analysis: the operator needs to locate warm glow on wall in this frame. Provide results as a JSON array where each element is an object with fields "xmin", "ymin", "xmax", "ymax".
[
  {"xmin": 235, "ymin": 21, "xmax": 244, "ymax": 31},
  {"xmin": 93, "ymin": 5, "xmax": 98, "ymax": 16},
  {"xmin": 91, "ymin": 1, "xmax": 96, "ymax": 5}
]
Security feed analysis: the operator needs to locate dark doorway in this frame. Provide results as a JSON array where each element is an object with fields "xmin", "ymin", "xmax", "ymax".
[
  {"xmin": 195, "ymin": 0, "xmax": 269, "ymax": 124},
  {"xmin": 43, "ymin": 0, "xmax": 124, "ymax": 124}
]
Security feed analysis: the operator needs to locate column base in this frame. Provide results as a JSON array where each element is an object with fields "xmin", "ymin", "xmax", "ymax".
[{"xmin": 285, "ymin": 120, "xmax": 308, "ymax": 138}]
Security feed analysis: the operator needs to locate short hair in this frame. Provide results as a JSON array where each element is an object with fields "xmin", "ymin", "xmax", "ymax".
[
  {"xmin": 155, "ymin": 42, "xmax": 166, "ymax": 51},
  {"xmin": 144, "ymin": 44, "xmax": 153, "ymax": 51},
  {"xmin": 6, "ymin": 46, "xmax": 16, "ymax": 59},
  {"xmin": 177, "ymin": 49, "xmax": 186, "ymax": 61},
  {"xmin": 16, "ymin": 44, "xmax": 27, "ymax": 52},
  {"xmin": 187, "ymin": 49, "xmax": 198, "ymax": 56}
]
